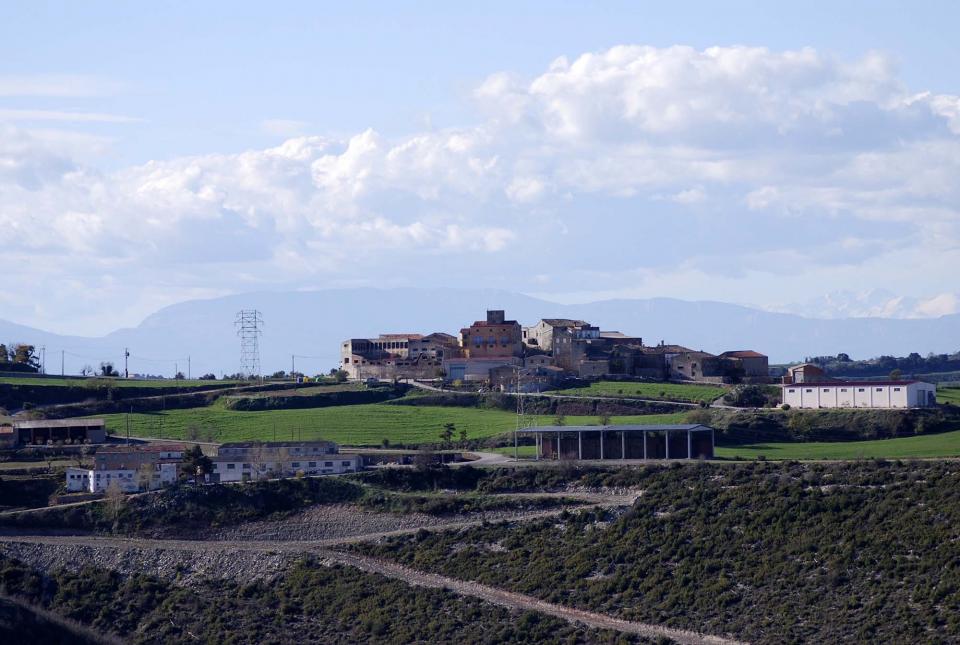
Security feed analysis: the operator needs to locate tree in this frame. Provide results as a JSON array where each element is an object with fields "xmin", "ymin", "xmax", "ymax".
[
  {"xmin": 81, "ymin": 364, "xmax": 94, "ymax": 376},
  {"xmin": 74, "ymin": 444, "xmax": 91, "ymax": 467},
  {"xmin": 10, "ymin": 344, "xmax": 38, "ymax": 366},
  {"xmin": 459, "ymin": 427, "xmax": 468, "ymax": 448},
  {"xmin": 0, "ymin": 344, "xmax": 7, "ymax": 364},
  {"xmin": 200, "ymin": 373, "xmax": 217, "ymax": 380},
  {"xmin": 836, "ymin": 353, "xmax": 851, "ymax": 362},
  {"xmin": 175, "ymin": 371, "xmax": 185, "ymax": 380},
  {"xmin": 182, "ymin": 445, "xmax": 213, "ymax": 482},
  {"xmin": 599, "ymin": 412, "xmax": 612, "ymax": 426},
  {"xmin": 104, "ymin": 481, "xmax": 126, "ymax": 523},
  {"xmin": 99, "ymin": 362, "xmax": 119, "ymax": 377},
  {"xmin": 553, "ymin": 412, "xmax": 566, "ymax": 426},
  {"xmin": 889, "ymin": 368, "xmax": 903, "ymax": 380},
  {"xmin": 439, "ymin": 422, "xmax": 455, "ymax": 463},
  {"xmin": 137, "ymin": 462, "xmax": 156, "ymax": 491}
]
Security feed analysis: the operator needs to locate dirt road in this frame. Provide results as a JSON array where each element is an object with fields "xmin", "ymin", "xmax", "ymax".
[
  {"xmin": 0, "ymin": 491, "xmax": 748, "ymax": 644},
  {"xmin": 322, "ymin": 550, "xmax": 746, "ymax": 645}
]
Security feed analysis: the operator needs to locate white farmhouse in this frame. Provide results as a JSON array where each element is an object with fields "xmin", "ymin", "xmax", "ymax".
[
  {"xmin": 211, "ymin": 441, "xmax": 361, "ymax": 482},
  {"xmin": 66, "ymin": 444, "xmax": 184, "ymax": 493},
  {"xmin": 782, "ymin": 380, "xmax": 937, "ymax": 409}
]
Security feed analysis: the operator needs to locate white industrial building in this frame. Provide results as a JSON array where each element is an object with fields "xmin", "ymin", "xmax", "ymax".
[{"xmin": 782, "ymin": 380, "xmax": 937, "ymax": 409}]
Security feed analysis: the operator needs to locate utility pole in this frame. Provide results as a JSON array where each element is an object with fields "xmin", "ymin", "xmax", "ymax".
[
  {"xmin": 40, "ymin": 346, "xmax": 45, "ymax": 375},
  {"xmin": 124, "ymin": 348, "xmax": 129, "ymax": 379},
  {"xmin": 514, "ymin": 365, "xmax": 522, "ymax": 461}
]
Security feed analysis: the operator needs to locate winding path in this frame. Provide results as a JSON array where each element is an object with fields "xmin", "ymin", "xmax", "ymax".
[{"xmin": 0, "ymin": 491, "xmax": 746, "ymax": 644}]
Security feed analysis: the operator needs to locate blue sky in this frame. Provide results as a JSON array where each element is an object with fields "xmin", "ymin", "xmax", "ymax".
[{"xmin": 2, "ymin": 1, "xmax": 960, "ymax": 334}]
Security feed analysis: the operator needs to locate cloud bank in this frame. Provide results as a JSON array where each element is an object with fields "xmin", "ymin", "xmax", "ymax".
[{"xmin": 2, "ymin": 45, "xmax": 959, "ymax": 333}]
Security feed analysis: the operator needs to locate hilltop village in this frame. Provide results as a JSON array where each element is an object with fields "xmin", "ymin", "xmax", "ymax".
[{"xmin": 341, "ymin": 309, "xmax": 770, "ymax": 389}]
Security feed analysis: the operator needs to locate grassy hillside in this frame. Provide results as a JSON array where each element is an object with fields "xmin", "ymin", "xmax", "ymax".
[
  {"xmin": 90, "ymin": 403, "xmax": 688, "ymax": 446},
  {"xmin": 0, "ymin": 376, "xmax": 233, "ymax": 388},
  {"xmin": 553, "ymin": 380, "xmax": 725, "ymax": 403},
  {"xmin": 938, "ymin": 387, "xmax": 960, "ymax": 405},
  {"xmin": 715, "ymin": 427, "xmax": 960, "ymax": 460},
  {"xmin": 357, "ymin": 460, "xmax": 960, "ymax": 643}
]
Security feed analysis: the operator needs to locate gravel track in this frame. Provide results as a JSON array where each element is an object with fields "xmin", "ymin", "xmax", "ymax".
[
  {"xmin": 0, "ymin": 492, "xmax": 746, "ymax": 644},
  {"xmin": 321, "ymin": 550, "xmax": 747, "ymax": 645}
]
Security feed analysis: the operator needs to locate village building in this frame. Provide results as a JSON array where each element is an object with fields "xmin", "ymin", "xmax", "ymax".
[
  {"xmin": 13, "ymin": 418, "xmax": 106, "ymax": 445},
  {"xmin": 522, "ymin": 319, "xmax": 592, "ymax": 352},
  {"xmin": 782, "ymin": 380, "xmax": 936, "ymax": 409},
  {"xmin": 65, "ymin": 444, "xmax": 184, "ymax": 493},
  {"xmin": 782, "ymin": 363, "xmax": 827, "ymax": 384},
  {"xmin": 458, "ymin": 310, "xmax": 524, "ymax": 359},
  {"xmin": 211, "ymin": 441, "xmax": 361, "ymax": 482},
  {"xmin": 524, "ymin": 424, "xmax": 715, "ymax": 460},
  {"xmin": 718, "ymin": 350, "xmax": 769, "ymax": 379},
  {"xmin": 443, "ymin": 356, "xmax": 521, "ymax": 382},
  {"xmin": 340, "ymin": 332, "xmax": 457, "ymax": 380}
]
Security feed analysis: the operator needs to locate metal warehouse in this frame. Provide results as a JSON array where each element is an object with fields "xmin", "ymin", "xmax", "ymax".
[{"xmin": 523, "ymin": 424, "xmax": 714, "ymax": 461}]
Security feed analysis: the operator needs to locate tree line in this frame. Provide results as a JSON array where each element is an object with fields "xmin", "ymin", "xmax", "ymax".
[{"xmin": 0, "ymin": 343, "xmax": 40, "ymax": 372}]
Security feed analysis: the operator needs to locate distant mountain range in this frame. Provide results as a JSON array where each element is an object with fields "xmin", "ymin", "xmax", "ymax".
[{"xmin": 1, "ymin": 288, "xmax": 958, "ymax": 377}]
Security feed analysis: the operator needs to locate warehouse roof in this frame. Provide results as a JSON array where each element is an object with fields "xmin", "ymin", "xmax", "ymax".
[{"xmin": 522, "ymin": 424, "xmax": 712, "ymax": 433}]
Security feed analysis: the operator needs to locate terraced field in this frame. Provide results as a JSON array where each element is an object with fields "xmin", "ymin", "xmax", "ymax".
[
  {"xmin": 938, "ymin": 387, "xmax": 960, "ymax": 405},
  {"xmin": 552, "ymin": 381, "xmax": 726, "ymax": 404},
  {"xmin": 90, "ymin": 404, "xmax": 688, "ymax": 446},
  {"xmin": 716, "ymin": 427, "xmax": 960, "ymax": 460}
]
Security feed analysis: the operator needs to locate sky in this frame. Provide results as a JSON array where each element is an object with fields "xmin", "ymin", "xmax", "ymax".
[{"xmin": 2, "ymin": 1, "xmax": 960, "ymax": 336}]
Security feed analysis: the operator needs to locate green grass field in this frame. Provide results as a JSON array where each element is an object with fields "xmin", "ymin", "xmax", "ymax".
[
  {"xmin": 488, "ymin": 445, "xmax": 539, "ymax": 458},
  {"xmin": 716, "ymin": 428, "xmax": 960, "ymax": 460},
  {"xmin": 552, "ymin": 380, "xmax": 726, "ymax": 403},
  {"xmin": 0, "ymin": 376, "xmax": 236, "ymax": 388},
  {"xmin": 92, "ymin": 404, "xmax": 688, "ymax": 446},
  {"xmin": 938, "ymin": 387, "xmax": 960, "ymax": 405}
]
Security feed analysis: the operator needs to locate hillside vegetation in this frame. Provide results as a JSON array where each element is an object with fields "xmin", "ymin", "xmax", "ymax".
[
  {"xmin": 0, "ymin": 556, "xmax": 639, "ymax": 644},
  {"xmin": 356, "ymin": 460, "xmax": 960, "ymax": 643}
]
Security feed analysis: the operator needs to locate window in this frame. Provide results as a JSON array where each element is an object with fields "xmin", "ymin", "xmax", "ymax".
[
  {"xmin": 893, "ymin": 387, "xmax": 901, "ymax": 392},
  {"xmin": 840, "ymin": 388, "xmax": 848, "ymax": 392},
  {"xmin": 242, "ymin": 463, "xmax": 250, "ymax": 469},
  {"xmin": 876, "ymin": 388, "xmax": 883, "ymax": 392},
  {"xmin": 823, "ymin": 388, "xmax": 830, "ymax": 392},
  {"xmin": 292, "ymin": 462, "xmax": 300, "ymax": 468},
  {"xmin": 805, "ymin": 389, "xmax": 813, "ymax": 393},
  {"xmin": 227, "ymin": 463, "xmax": 236, "ymax": 470},
  {"xmin": 308, "ymin": 461, "xmax": 317, "ymax": 467},
  {"xmin": 858, "ymin": 388, "xmax": 865, "ymax": 392},
  {"xmin": 787, "ymin": 389, "xmax": 796, "ymax": 393},
  {"xmin": 325, "ymin": 461, "xmax": 333, "ymax": 467},
  {"xmin": 342, "ymin": 461, "xmax": 351, "ymax": 466}
]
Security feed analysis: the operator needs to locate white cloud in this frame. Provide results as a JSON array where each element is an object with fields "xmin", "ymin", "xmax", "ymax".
[
  {"xmin": 670, "ymin": 186, "xmax": 706, "ymax": 204},
  {"xmin": 3, "ymin": 44, "xmax": 960, "ymax": 332}
]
